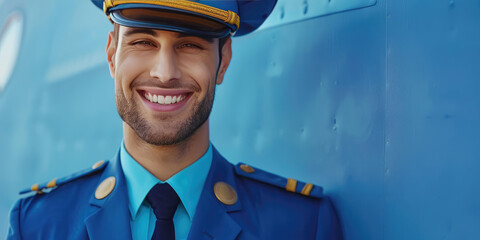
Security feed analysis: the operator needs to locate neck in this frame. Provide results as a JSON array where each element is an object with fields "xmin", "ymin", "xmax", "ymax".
[{"xmin": 123, "ymin": 121, "xmax": 210, "ymax": 181}]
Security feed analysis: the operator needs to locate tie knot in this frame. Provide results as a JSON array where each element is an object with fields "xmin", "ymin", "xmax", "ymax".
[{"xmin": 146, "ymin": 183, "xmax": 180, "ymax": 220}]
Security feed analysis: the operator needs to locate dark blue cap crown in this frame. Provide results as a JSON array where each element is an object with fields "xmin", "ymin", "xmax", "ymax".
[{"xmin": 91, "ymin": 0, "xmax": 277, "ymax": 38}]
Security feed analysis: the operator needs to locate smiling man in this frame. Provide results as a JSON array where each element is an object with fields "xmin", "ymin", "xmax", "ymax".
[
  {"xmin": 112, "ymin": 26, "xmax": 228, "ymax": 182},
  {"xmin": 7, "ymin": 0, "xmax": 342, "ymax": 240}
]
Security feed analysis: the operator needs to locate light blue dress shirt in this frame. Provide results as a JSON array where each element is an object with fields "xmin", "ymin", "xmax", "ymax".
[{"xmin": 120, "ymin": 141, "xmax": 213, "ymax": 240}]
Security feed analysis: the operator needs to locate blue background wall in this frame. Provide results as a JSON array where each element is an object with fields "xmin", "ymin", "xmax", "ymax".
[{"xmin": 1, "ymin": 0, "xmax": 479, "ymax": 239}]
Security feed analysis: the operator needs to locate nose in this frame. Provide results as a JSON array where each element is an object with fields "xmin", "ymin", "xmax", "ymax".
[{"xmin": 149, "ymin": 47, "xmax": 182, "ymax": 83}]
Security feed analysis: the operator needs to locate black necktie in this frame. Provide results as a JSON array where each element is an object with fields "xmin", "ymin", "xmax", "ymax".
[{"xmin": 146, "ymin": 183, "xmax": 180, "ymax": 240}]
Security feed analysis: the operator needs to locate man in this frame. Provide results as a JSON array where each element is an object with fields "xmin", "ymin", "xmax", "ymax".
[{"xmin": 7, "ymin": 0, "xmax": 342, "ymax": 239}]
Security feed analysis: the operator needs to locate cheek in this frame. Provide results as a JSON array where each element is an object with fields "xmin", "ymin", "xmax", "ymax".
[
  {"xmin": 179, "ymin": 54, "xmax": 218, "ymax": 91},
  {"xmin": 115, "ymin": 51, "xmax": 152, "ymax": 96}
]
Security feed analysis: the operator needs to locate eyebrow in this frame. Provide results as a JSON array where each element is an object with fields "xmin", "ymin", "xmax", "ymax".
[
  {"xmin": 123, "ymin": 28, "xmax": 158, "ymax": 37},
  {"xmin": 177, "ymin": 33, "xmax": 214, "ymax": 43},
  {"xmin": 123, "ymin": 28, "xmax": 214, "ymax": 43}
]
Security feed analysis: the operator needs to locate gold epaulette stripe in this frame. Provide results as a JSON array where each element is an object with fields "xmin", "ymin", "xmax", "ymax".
[
  {"xmin": 286, "ymin": 178, "xmax": 297, "ymax": 192},
  {"xmin": 300, "ymin": 183, "xmax": 313, "ymax": 196},
  {"xmin": 104, "ymin": 0, "xmax": 240, "ymax": 29},
  {"xmin": 31, "ymin": 183, "xmax": 39, "ymax": 191},
  {"xmin": 46, "ymin": 178, "xmax": 57, "ymax": 188},
  {"xmin": 29, "ymin": 178, "xmax": 58, "ymax": 194}
]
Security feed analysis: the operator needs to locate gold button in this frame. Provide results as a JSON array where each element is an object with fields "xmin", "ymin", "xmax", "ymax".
[
  {"xmin": 92, "ymin": 160, "xmax": 105, "ymax": 170},
  {"xmin": 239, "ymin": 164, "xmax": 255, "ymax": 173},
  {"xmin": 95, "ymin": 176, "xmax": 116, "ymax": 200},
  {"xmin": 214, "ymin": 182, "xmax": 238, "ymax": 205}
]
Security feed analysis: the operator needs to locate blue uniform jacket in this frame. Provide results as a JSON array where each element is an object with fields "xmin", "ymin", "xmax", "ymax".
[{"xmin": 7, "ymin": 147, "xmax": 342, "ymax": 239}]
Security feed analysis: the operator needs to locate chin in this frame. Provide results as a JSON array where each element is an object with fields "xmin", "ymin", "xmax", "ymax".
[{"xmin": 132, "ymin": 121, "xmax": 196, "ymax": 146}]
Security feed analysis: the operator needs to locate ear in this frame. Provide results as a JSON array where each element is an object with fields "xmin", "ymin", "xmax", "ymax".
[
  {"xmin": 215, "ymin": 37, "xmax": 232, "ymax": 85},
  {"xmin": 106, "ymin": 31, "xmax": 116, "ymax": 78}
]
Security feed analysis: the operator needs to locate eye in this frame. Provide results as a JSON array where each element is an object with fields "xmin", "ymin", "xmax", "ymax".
[
  {"xmin": 178, "ymin": 43, "xmax": 202, "ymax": 49},
  {"xmin": 130, "ymin": 40, "xmax": 156, "ymax": 48}
]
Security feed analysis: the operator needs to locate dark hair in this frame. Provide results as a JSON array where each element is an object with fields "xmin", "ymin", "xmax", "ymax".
[{"xmin": 113, "ymin": 23, "xmax": 120, "ymax": 46}]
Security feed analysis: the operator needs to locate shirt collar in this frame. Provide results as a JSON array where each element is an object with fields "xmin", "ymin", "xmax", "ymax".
[{"xmin": 120, "ymin": 140, "xmax": 213, "ymax": 221}]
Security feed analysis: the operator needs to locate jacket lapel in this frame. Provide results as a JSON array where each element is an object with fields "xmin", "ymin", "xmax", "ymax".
[
  {"xmin": 188, "ymin": 147, "xmax": 242, "ymax": 240},
  {"xmin": 84, "ymin": 151, "xmax": 132, "ymax": 240}
]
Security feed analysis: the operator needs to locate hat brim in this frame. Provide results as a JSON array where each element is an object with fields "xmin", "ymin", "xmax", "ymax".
[{"xmin": 109, "ymin": 4, "xmax": 235, "ymax": 38}]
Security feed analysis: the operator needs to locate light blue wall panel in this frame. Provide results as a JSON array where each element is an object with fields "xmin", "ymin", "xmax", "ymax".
[{"xmin": 385, "ymin": 1, "xmax": 480, "ymax": 239}]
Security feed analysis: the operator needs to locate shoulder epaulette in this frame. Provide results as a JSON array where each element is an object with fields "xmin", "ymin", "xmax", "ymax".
[
  {"xmin": 19, "ymin": 160, "xmax": 108, "ymax": 195},
  {"xmin": 234, "ymin": 162, "xmax": 324, "ymax": 198}
]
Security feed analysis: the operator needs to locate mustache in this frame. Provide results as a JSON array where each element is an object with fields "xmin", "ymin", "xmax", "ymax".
[{"xmin": 130, "ymin": 77, "xmax": 201, "ymax": 92}]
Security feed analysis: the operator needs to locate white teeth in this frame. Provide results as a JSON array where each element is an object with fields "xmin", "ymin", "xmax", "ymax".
[
  {"xmin": 165, "ymin": 96, "xmax": 172, "ymax": 104},
  {"xmin": 145, "ymin": 93, "xmax": 186, "ymax": 105},
  {"xmin": 158, "ymin": 95, "xmax": 165, "ymax": 104}
]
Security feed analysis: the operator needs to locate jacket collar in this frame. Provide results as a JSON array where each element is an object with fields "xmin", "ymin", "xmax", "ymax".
[
  {"xmin": 83, "ymin": 146, "xmax": 242, "ymax": 240},
  {"xmin": 84, "ymin": 150, "xmax": 133, "ymax": 240},
  {"xmin": 188, "ymin": 146, "xmax": 242, "ymax": 240}
]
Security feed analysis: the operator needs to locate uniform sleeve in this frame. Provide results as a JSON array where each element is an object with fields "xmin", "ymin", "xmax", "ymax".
[
  {"xmin": 6, "ymin": 199, "xmax": 23, "ymax": 240},
  {"xmin": 316, "ymin": 196, "xmax": 343, "ymax": 240}
]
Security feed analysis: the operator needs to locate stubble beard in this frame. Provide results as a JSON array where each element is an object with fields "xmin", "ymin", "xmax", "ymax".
[{"xmin": 116, "ymin": 83, "xmax": 215, "ymax": 146}]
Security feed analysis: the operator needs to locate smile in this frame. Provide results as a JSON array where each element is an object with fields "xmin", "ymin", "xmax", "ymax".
[
  {"xmin": 138, "ymin": 89, "xmax": 193, "ymax": 112},
  {"xmin": 144, "ymin": 92, "xmax": 188, "ymax": 105}
]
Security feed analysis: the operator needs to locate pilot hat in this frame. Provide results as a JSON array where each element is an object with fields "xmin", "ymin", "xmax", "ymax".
[{"xmin": 91, "ymin": 0, "xmax": 278, "ymax": 38}]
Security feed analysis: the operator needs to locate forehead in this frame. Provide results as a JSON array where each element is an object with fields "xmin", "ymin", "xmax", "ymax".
[{"xmin": 118, "ymin": 25, "xmax": 216, "ymax": 43}]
